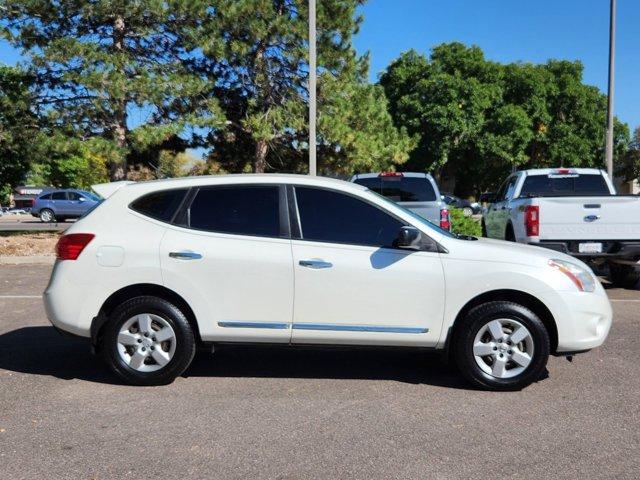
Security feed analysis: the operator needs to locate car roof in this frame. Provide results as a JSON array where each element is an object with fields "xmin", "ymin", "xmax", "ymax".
[
  {"xmin": 106, "ymin": 174, "xmax": 369, "ymax": 199},
  {"xmin": 352, "ymin": 172, "xmax": 431, "ymax": 179}
]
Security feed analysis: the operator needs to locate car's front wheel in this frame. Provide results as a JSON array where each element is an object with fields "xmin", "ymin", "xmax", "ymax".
[
  {"xmin": 453, "ymin": 301, "xmax": 550, "ymax": 390},
  {"xmin": 100, "ymin": 296, "xmax": 196, "ymax": 386}
]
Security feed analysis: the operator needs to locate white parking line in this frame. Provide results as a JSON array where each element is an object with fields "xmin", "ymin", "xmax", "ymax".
[
  {"xmin": 0, "ymin": 295, "xmax": 42, "ymax": 299},
  {"xmin": 610, "ymin": 299, "xmax": 640, "ymax": 302}
]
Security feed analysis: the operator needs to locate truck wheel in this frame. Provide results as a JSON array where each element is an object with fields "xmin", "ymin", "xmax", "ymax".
[
  {"xmin": 453, "ymin": 301, "xmax": 550, "ymax": 391},
  {"xmin": 505, "ymin": 224, "xmax": 515, "ymax": 242},
  {"xmin": 608, "ymin": 263, "xmax": 640, "ymax": 289}
]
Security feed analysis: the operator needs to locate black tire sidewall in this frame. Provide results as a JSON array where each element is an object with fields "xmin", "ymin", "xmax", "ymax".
[
  {"xmin": 101, "ymin": 296, "xmax": 196, "ymax": 386},
  {"xmin": 454, "ymin": 302, "xmax": 550, "ymax": 390}
]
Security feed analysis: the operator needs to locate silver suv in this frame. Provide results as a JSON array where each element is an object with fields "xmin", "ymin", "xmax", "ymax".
[{"xmin": 351, "ymin": 172, "xmax": 450, "ymax": 229}]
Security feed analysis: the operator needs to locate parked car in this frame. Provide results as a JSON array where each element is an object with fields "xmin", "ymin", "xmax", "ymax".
[
  {"xmin": 32, "ymin": 189, "xmax": 101, "ymax": 223},
  {"xmin": 45, "ymin": 174, "xmax": 612, "ymax": 390},
  {"xmin": 350, "ymin": 172, "xmax": 450, "ymax": 229},
  {"xmin": 482, "ymin": 168, "xmax": 640, "ymax": 287},
  {"xmin": 441, "ymin": 193, "xmax": 482, "ymax": 217}
]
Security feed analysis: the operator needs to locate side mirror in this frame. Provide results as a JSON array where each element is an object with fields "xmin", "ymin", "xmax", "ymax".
[
  {"xmin": 396, "ymin": 226, "xmax": 422, "ymax": 250},
  {"xmin": 78, "ymin": 197, "xmax": 86, "ymax": 202}
]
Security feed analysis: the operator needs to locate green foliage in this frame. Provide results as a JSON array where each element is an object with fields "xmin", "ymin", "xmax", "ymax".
[
  {"xmin": 0, "ymin": 65, "xmax": 37, "ymax": 191},
  {"xmin": 1, "ymin": 0, "xmax": 224, "ymax": 180},
  {"xmin": 380, "ymin": 43, "xmax": 631, "ymax": 195},
  {"xmin": 617, "ymin": 126, "xmax": 640, "ymax": 183},
  {"xmin": 191, "ymin": 0, "xmax": 411, "ymax": 174},
  {"xmin": 449, "ymin": 208, "xmax": 482, "ymax": 237}
]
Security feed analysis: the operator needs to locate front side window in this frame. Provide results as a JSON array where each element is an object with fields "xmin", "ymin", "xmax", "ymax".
[
  {"xmin": 68, "ymin": 191, "xmax": 82, "ymax": 201},
  {"xmin": 295, "ymin": 187, "xmax": 405, "ymax": 248},
  {"xmin": 130, "ymin": 188, "xmax": 188, "ymax": 223},
  {"xmin": 188, "ymin": 186, "xmax": 280, "ymax": 237}
]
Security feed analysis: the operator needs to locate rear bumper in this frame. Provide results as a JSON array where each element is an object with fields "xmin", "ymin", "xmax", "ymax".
[{"xmin": 529, "ymin": 240, "xmax": 640, "ymax": 260}]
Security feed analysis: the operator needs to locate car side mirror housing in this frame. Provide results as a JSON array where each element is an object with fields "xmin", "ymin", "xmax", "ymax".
[
  {"xmin": 396, "ymin": 226, "xmax": 422, "ymax": 250},
  {"xmin": 78, "ymin": 197, "xmax": 86, "ymax": 202}
]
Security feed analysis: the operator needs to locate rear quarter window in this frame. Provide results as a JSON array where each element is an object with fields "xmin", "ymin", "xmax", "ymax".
[
  {"xmin": 130, "ymin": 188, "xmax": 188, "ymax": 222},
  {"xmin": 353, "ymin": 176, "xmax": 436, "ymax": 202}
]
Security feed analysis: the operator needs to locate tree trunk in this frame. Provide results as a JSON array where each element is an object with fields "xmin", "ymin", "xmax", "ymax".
[
  {"xmin": 254, "ymin": 139, "xmax": 268, "ymax": 173},
  {"xmin": 110, "ymin": 14, "xmax": 128, "ymax": 181}
]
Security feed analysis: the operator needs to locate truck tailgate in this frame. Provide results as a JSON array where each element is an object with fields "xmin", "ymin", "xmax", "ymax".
[{"xmin": 537, "ymin": 196, "xmax": 640, "ymax": 240}]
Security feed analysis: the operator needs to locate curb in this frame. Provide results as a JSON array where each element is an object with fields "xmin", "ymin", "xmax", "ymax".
[{"xmin": 0, "ymin": 255, "xmax": 56, "ymax": 265}]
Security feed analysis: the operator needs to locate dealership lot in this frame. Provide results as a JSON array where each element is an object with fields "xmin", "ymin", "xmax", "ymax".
[{"xmin": 1, "ymin": 264, "xmax": 639, "ymax": 479}]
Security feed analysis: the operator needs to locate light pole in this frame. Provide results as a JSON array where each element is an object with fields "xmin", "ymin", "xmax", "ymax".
[
  {"xmin": 605, "ymin": 0, "xmax": 616, "ymax": 179},
  {"xmin": 308, "ymin": 0, "xmax": 317, "ymax": 176}
]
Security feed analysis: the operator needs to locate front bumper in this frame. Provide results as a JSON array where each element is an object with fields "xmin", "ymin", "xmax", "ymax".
[{"xmin": 540, "ymin": 287, "xmax": 613, "ymax": 352}]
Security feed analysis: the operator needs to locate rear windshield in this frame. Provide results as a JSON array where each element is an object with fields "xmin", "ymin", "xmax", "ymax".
[
  {"xmin": 353, "ymin": 176, "xmax": 437, "ymax": 202},
  {"xmin": 519, "ymin": 174, "xmax": 611, "ymax": 197}
]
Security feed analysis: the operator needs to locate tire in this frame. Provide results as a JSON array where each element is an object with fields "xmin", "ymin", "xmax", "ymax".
[
  {"xmin": 505, "ymin": 224, "xmax": 515, "ymax": 242},
  {"xmin": 608, "ymin": 263, "xmax": 640, "ymax": 289},
  {"xmin": 453, "ymin": 301, "xmax": 550, "ymax": 391},
  {"xmin": 39, "ymin": 208, "xmax": 55, "ymax": 223},
  {"xmin": 100, "ymin": 296, "xmax": 196, "ymax": 386},
  {"xmin": 462, "ymin": 207, "xmax": 473, "ymax": 217},
  {"xmin": 481, "ymin": 220, "xmax": 488, "ymax": 237}
]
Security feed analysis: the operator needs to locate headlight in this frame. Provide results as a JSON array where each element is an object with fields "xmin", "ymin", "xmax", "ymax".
[{"xmin": 548, "ymin": 259, "xmax": 596, "ymax": 292}]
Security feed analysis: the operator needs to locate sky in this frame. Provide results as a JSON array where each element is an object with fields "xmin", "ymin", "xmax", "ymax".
[
  {"xmin": 353, "ymin": 0, "xmax": 640, "ymax": 130},
  {"xmin": 0, "ymin": 0, "xmax": 638, "ymax": 131}
]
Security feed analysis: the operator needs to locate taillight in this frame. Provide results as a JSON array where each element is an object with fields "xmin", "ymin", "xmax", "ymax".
[
  {"xmin": 440, "ymin": 208, "xmax": 451, "ymax": 230},
  {"xmin": 524, "ymin": 205, "xmax": 539, "ymax": 237},
  {"xmin": 56, "ymin": 233, "xmax": 95, "ymax": 260}
]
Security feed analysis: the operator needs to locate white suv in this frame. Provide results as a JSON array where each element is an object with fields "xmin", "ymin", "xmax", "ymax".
[{"xmin": 44, "ymin": 174, "xmax": 612, "ymax": 390}]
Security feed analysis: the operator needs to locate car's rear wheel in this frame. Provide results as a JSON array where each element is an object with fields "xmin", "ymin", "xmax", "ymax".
[
  {"xmin": 453, "ymin": 301, "xmax": 550, "ymax": 390},
  {"xmin": 100, "ymin": 296, "xmax": 196, "ymax": 386},
  {"xmin": 39, "ymin": 208, "xmax": 55, "ymax": 223},
  {"xmin": 608, "ymin": 262, "xmax": 640, "ymax": 289}
]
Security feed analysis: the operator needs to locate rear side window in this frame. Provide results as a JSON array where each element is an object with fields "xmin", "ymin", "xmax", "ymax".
[
  {"xmin": 39, "ymin": 193, "xmax": 52, "ymax": 200},
  {"xmin": 51, "ymin": 191, "xmax": 67, "ymax": 200},
  {"xmin": 519, "ymin": 174, "xmax": 611, "ymax": 197},
  {"xmin": 295, "ymin": 187, "xmax": 404, "ymax": 247},
  {"xmin": 130, "ymin": 188, "xmax": 188, "ymax": 222},
  {"xmin": 188, "ymin": 186, "xmax": 280, "ymax": 237},
  {"xmin": 353, "ymin": 176, "xmax": 436, "ymax": 202}
]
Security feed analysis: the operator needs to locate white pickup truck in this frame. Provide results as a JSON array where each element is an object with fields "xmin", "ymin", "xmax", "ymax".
[{"xmin": 482, "ymin": 168, "xmax": 640, "ymax": 287}]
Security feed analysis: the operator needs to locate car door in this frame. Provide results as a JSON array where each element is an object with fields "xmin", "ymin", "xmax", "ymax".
[
  {"xmin": 67, "ymin": 191, "xmax": 86, "ymax": 216},
  {"xmin": 50, "ymin": 191, "xmax": 71, "ymax": 216},
  {"xmin": 159, "ymin": 184, "xmax": 294, "ymax": 343},
  {"xmin": 289, "ymin": 186, "xmax": 445, "ymax": 347},
  {"xmin": 486, "ymin": 176, "xmax": 516, "ymax": 238}
]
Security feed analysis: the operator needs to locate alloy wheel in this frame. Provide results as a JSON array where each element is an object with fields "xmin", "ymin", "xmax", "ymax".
[
  {"xmin": 472, "ymin": 318, "xmax": 534, "ymax": 379},
  {"xmin": 116, "ymin": 313, "xmax": 177, "ymax": 372}
]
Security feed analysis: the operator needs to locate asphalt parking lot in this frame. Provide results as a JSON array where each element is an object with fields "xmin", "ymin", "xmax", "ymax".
[{"xmin": 1, "ymin": 264, "xmax": 639, "ymax": 479}]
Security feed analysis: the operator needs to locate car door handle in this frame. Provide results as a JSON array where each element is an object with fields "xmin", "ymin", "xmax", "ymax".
[
  {"xmin": 299, "ymin": 259, "xmax": 333, "ymax": 269},
  {"xmin": 169, "ymin": 251, "xmax": 203, "ymax": 260}
]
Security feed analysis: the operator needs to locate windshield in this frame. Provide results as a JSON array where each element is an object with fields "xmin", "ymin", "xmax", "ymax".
[
  {"xmin": 354, "ymin": 176, "xmax": 437, "ymax": 201},
  {"xmin": 80, "ymin": 190, "xmax": 101, "ymax": 201},
  {"xmin": 368, "ymin": 190, "xmax": 458, "ymax": 238},
  {"xmin": 519, "ymin": 174, "xmax": 611, "ymax": 197}
]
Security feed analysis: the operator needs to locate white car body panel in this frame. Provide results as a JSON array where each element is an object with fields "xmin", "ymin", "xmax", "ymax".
[{"xmin": 44, "ymin": 174, "xmax": 612, "ymax": 356}]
